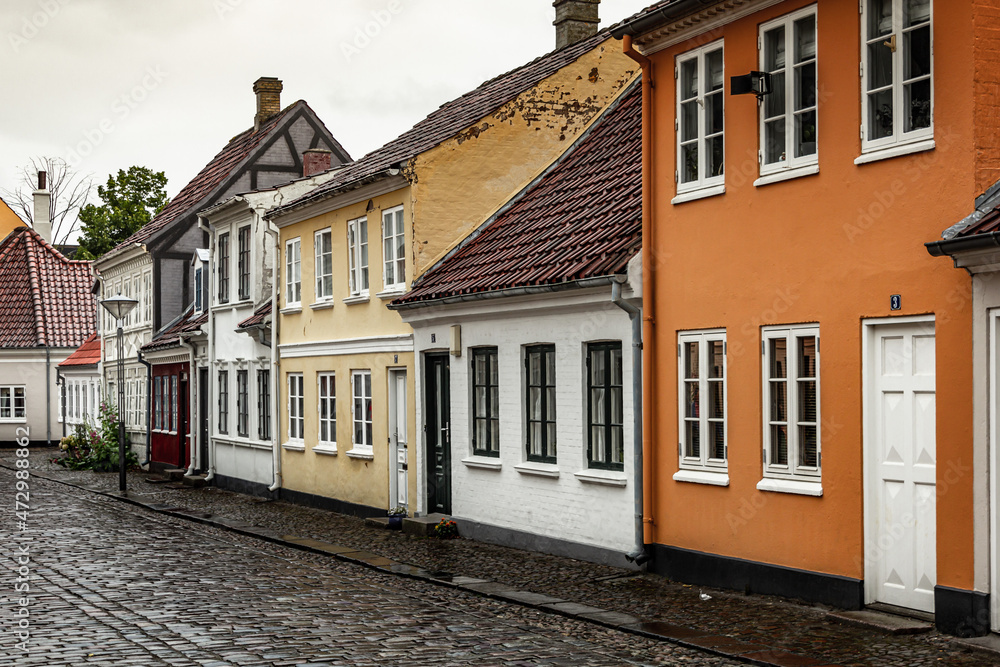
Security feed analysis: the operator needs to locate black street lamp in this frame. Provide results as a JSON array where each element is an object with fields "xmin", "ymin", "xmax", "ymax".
[{"xmin": 100, "ymin": 294, "xmax": 138, "ymax": 493}]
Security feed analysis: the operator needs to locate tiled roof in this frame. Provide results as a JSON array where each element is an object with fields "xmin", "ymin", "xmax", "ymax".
[
  {"xmin": 59, "ymin": 333, "xmax": 102, "ymax": 367},
  {"xmin": 269, "ymin": 30, "xmax": 615, "ymax": 218},
  {"xmin": 392, "ymin": 82, "xmax": 641, "ymax": 306},
  {"xmin": 0, "ymin": 227, "xmax": 96, "ymax": 348},
  {"xmin": 237, "ymin": 301, "xmax": 271, "ymax": 329},
  {"xmin": 141, "ymin": 309, "xmax": 208, "ymax": 352},
  {"xmin": 103, "ymin": 101, "xmax": 338, "ymax": 262}
]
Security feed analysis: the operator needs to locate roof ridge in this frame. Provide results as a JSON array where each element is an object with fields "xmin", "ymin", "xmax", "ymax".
[{"xmin": 23, "ymin": 232, "xmax": 47, "ymax": 346}]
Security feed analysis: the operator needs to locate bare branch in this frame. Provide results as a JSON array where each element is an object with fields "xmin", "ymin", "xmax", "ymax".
[{"xmin": 0, "ymin": 156, "xmax": 92, "ymax": 245}]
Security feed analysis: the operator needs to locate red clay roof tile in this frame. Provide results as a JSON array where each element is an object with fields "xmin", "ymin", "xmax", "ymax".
[{"xmin": 59, "ymin": 333, "xmax": 102, "ymax": 367}]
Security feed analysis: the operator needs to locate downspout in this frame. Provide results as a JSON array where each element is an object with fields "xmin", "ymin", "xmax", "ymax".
[
  {"xmin": 265, "ymin": 219, "xmax": 282, "ymax": 493},
  {"xmin": 623, "ymin": 34, "xmax": 656, "ymax": 545},
  {"xmin": 45, "ymin": 347, "xmax": 51, "ymax": 446},
  {"xmin": 137, "ymin": 350, "xmax": 152, "ymax": 466},
  {"xmin": 198, "ymin": 218, "xmax": 216, "ymax": 482},
  {"xmin": 612, "ymin": 278, "xmax": 649, "ymax": 565}
]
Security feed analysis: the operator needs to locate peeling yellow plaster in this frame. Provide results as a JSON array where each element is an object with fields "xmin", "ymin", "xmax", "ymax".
[{"xmin": 410, "ymin": 41, "xmax": 638, "ymax": 277}]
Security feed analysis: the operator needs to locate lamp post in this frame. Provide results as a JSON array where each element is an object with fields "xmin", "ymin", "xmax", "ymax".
[{"xmin": 100, "ymin": 294, "xmax": 138, "ymax": 493}]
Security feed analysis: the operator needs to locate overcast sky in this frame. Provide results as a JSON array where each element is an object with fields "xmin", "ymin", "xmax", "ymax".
[{"xmin": 1, "ymin": 0, "xmax": 648, "ymax": 232}]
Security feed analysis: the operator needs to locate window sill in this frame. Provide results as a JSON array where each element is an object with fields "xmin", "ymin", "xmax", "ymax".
[
  {"xmin": 672, "ymin": 184, "xmax": 725, "ymax": 205},
  {"xmin": 279, "ymin": 306, "xmax": 302, "ymax": 315},
  {"xmin": 376, "ymin": 288, "xmax": 406, "ymax": 300},
  {"xmin": 0, "ymin": 419, "xmax": 27, "ymax": 424},
  {"xmin": 346, "ymin": 447, "xmax": 374, "ymax": 460},
  {"xmin": 855, "ymin": 138, "xmax": 935, "ymax": 165},
  {"xmin": 309, "ymin": 300, "xmax": 334, "ymax": 311},
  {"xmin": 461, "ymin": 455, "xmax": 501, "ymax": 471},
  {"xmin": 755, "ymin": 163, "xmax": 819, "ymax": 187},
  {"xmin": 312, "ymin": 444, "xmax": 338, "ymax": 456},
  {"xmin": 514, "ymin": 461, "xmax": 559, "ymax": 478},
  {"xmin": 575, "ymin": 469, "xmax": 627, "ymax": 487},
  {"xmin": 342, "ymin": 294, "xmax": 369, "ymax": 305},
  {"xmin": 281, "ymin": 440, "xmax": 305, "ymax": 451},
  {"xmin": 673, "ymin": 469, "xmax": 729, "ymax": 487},
  {"xmin": 757, "ymin": 477, "xmax": 823, "ymax": 496}
]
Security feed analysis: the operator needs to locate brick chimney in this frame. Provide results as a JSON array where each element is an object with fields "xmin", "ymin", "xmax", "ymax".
[
  {"xmin": 253, "ymin": 77, "xmax": 283, "ymax": 132},
  {"xmin": 32, "ymin": 170, "xmax": 51, "ymax": 244},
  {"xmin": 553, "ymin": 0, "xmax": 600, "ymax": 50},
  {"xmin": 302, "ymin": 149, "xmax": 333, "ymax": 178}
]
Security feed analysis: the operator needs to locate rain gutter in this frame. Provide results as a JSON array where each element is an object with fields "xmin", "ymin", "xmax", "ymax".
[
  {"xmin": 137, "ymin": 350, "xmax": 152, "ymax": 466},
  {"xmin": 264, "ymin": 220, "xmax": 282, "ymax": 493},
  {"xmin": 925, "ymin": 232, "xmax": 1000, "ymax": 262},
  {"xmin": 388, "ymin": 276, "xmax": 619, "ymax": 311},
  {"xmin": 610, "ymin": 0, "xmax": 713, "ymax": 39}
]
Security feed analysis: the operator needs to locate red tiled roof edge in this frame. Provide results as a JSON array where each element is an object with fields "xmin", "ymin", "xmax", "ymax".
[
  {"xmin": 59, "ymin": 333, "xmax": 102, "ymax": 367},
  {"xmin": 237, "ymin": 300, "xmax": 272, "ymax": 329},
  {"xmin": 140, "ymin": 309, "xmax": 208, "ymax": 353}
]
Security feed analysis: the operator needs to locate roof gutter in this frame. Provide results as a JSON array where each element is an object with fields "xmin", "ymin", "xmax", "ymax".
[
  {"xmin": 925, "ymin": 231, "xmax": 1000, "ymax": 259},
  {"xmin": 387, "ymin": 276, "xmax": 622, "ymax": 311},
  {"xmin": 610, "ymin": 0, "xmax": 714, "ymax": 39},
  {"xmin": 265, "ymin": 167, "xmax": 403, "ymax": 222}
]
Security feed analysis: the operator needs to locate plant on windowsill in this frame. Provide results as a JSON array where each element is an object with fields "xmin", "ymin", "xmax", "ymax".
[
  {"xmin": 433, "ymin": 518, "xmax": 459, "ymax": 540},
  {"xmin": 386, "ymin": 505, "xmax": 407, "ymax": 529}
]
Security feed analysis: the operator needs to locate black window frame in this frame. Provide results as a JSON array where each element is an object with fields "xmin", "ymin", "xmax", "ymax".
[
  {"xmin": 586, "ymin": 342, "xmax": 625, "ymax": 471},
  {"xmin": 218, "ymin": 370, "xmax": 229, "ymax": 434},
  {"xmin": 237, "ymin": 225, "xmax": 251, "ymax": 300},
  {"xmin": 218, "ymin": 232, "xmax": 230, "ymax": 304},
  {"xmin": 257, "ymin": 369, "xmax": 270, "ymax": 441},
  {"xmin": 236, "ymin": 369, "xmax": 249, "ymax": 437},
  {"xmin": 471, "ymin": 347, "xmax": 500, "ymax": 457},
  {"xmin": 525, "ymin": 344, "xmax": 556, "ymax": 463}
]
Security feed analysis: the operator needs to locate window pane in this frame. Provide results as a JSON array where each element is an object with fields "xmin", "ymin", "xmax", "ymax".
[
  {"xmin": 708, "ymin": 340, "xmax": 724, "ymax": 379},
  {"xmin": 705, "ymin": 91, "xmax": 724, "ymax": 135},
  {"xmin": 798, "ymin": 337, "xmax": 817, "ymax": 378},
  {"xmin": 611, "ymin": 387, "xmax": 623, "ymax": 424},
  {"xmin": 867, "ymin": 41, "xmax": 893, "ymax": 93},
  {"xmin": 868, "ymin": 0, "xmax": 893, "ymax": 38},
  {"xmin": 868, "ymin": 89, "xmax": 894, "ymax": 140},
  {"xmin": 771, "ymin": 425, "xmax": 789, "ymax": 465},
  {"xmin": 795, "ymin": 110, "xmax": 817, "ymax": 158},
  {"xmin": 770, "ymin": 381, "xmax": 787, "ymax": 422},
  {"xmin": 685, "ymin": 421, "xmax": 700, "ymax": 458},
  {"xmin": 681, "ymin": 143, "xmax": 699, "ymax": 183},
  {"xmin": 685, "ymin": 381, "xmax": 699, "ymax": 418},
  {"xmin": 794, "ymin": 16, "xmax": 816, "ymax": 64},
  {"xmin": 681, "ymin": 101, "xmax": 698, "ymax": 142},
  {"xmin": 764, "ymin": 25, "xmax": 785, "ymax": 72},
  {"xmin": 764, "ymin": 71, "xmax": 785, "ymax": 120},
  {"xmin": 770, "ymin": 338, "xmax": 787, "ymax": 378},
  {"xmin": 795, "ymin": 62, "xmax": 816, "ymax": 111},
  {"xmin": 545, "ymin": 349, "xmax": 555, "ymax": 380},
  {"xmin": 591, "ymin": 387, "xmax": 606, "ymax": 425},
  {"xmin": 612, "ymin": 348, "xmax": 622, "ymax": 385},
  {"xmin": 529, "ymin": 387, "xmax": 541, "ymax": 420},
  {"xmin": 590, "ymin": 349, "xmax": 605, "ymax": 385},
  {"xmin": 710, "ymin": 422, "xmax": 725, "ymax": 460},
  {"xmin": 799, "ymin": 380, "xmax": 817, "ymax": 422},
  {"xmin": 680, "ymin": 59, "xmax": 698, "ymax": 100},
  {"xmin": 905, "ymin": 78, "xmax": 931, "ymax": 132},
  {"xmin": 799, "ymin": 425, "xmax": 818, "ymax": 467},
  {"xmin": 709, "ymin": 380, "xmax": 724, "ymax": 419},
  {"xmin": 685, "ymin": 342, "xmax": 699, "ymax": 379},
  {"xmin": 592, "ymin": 424, "xmax": 605, "ymax": 461},
  {"xmin": 545, "ymin": 387, "xmax": 556, "ymax": 420},
  {"xmin": 706, "ymin": 134, "xmax": 724, "ymax": 177},
  {"xmin": 765, "ymin": 119, "xmax": 786, "ymax": 163},
  {"xmin": 904, "ymin": 0, "xmax": 930, "ymax": 27},
  {"xmin": 905, "ymin": 25, "xmax": 931, "ymax": 79},
  {"xmin": 705, "ymin": 49, "xmax": 723, "ymax": 92}
]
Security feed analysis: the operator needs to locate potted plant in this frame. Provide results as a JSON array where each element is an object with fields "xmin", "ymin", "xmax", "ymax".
[{"xmin": 386, "ymin": 505, "xmax": 407, "ymax": 529}]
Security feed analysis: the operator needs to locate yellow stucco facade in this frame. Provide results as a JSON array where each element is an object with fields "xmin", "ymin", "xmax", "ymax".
[
  {"xmin": 0, "ymin": 197, "xmax": 24, "ymax": 240},
  {"xmin": 275, "ymin": 37, "xmax": 638, "ymax": 515}
]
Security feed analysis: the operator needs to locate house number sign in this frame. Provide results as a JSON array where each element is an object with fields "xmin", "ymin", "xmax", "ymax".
[{"xmin": 890, "ymin": 294, "xmax": 901, "ymax": 311}]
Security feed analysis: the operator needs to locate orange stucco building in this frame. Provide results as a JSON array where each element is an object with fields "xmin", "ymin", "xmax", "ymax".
[
  {"xmin": 0, "ymin": 196, "xmax": 23, "ymax": 239},
  {"xmin": 614, "ymin": 0, "xmax": 1000, "ymax": 635}
]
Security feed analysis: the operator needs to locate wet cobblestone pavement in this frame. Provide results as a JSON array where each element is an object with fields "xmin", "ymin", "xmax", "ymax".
[
  {"xmin": 6, "ymin": 448, "xmax": 1000, "ymax": 666},
  {"xmin": 0, "ymin": 467, "xmax": 739, "ymax": 666}
]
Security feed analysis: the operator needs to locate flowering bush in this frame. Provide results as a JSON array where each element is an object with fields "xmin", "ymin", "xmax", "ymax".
[
  {"xmin": 54, "ymin": 403, "xmax": 138, "ymax": 472},
  {"xmin": 433, "ymin": 518, "xmax": 459, "ymax": 539}
]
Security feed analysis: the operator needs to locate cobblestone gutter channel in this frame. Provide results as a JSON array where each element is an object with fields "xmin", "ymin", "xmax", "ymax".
[{"xmin": 5, "ymin": 449, "xmax": 997, "ymax": 667}]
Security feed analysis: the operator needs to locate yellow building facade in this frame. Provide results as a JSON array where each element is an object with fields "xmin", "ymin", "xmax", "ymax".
[{"xmin": 271, "ymin": 33, "xmax": 638, "ymax": 516}]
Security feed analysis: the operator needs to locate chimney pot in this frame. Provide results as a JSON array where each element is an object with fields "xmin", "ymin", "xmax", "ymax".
[
  {"xmin": 553, "ymin": 0, "xmax": 600, "ymax": 50},
  {"xmin": 253, "ymin": 77, "xmax": 283, "ymax": 132},
  {"xmin": 38, "ymin": 170, "xmax": 46, "ymax": 190},
  {"xmin": 302, "ymin": 149, "xmax": 333, "ymax": 178}
]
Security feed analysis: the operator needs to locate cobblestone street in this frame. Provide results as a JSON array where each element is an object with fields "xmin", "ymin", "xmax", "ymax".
[{"xmin": 1, "ymin": 468, "xmax": 740, "ymax": 666}]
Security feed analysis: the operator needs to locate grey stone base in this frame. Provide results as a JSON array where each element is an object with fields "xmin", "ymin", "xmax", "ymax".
[
  {"xmin": 213, "ymin": 473, "xmax": 276, "ymax": 499},
  {"xmin": 279, "ymin": 487, "xmax": 383, "ymax": 519},
  {"xmin": 454, "ymin": 518, "xmax": 638, "ymax": 569}
]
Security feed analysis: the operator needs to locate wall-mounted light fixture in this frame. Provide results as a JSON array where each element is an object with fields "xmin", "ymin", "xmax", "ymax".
[{"xmin": 730, "ymin": 71, "xmax": 772, "ymax": 102}]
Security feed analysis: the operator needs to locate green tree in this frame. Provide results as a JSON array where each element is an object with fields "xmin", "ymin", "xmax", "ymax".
[{"xmin": 76, "ymin": 167, "xmax": 169, "ymax": 260}]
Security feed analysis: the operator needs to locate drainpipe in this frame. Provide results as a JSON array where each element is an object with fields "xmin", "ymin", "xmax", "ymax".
[
  {"xmin": 137, "ymin": 350, "xmax": 153, "ymax": 466},
  {"xmin": 265, "ymin": 219, "xmax": 282, "ymax": 493},
  {"xmin": 199, "ymin": 218, "xmax": 217, "ymax": 482},
  {"xmin": 623, "ymin": 34, "xmax": 656, "ymax": 544},
  {"xmin": 612, "ymin": 278, "xmax": 649, "ymax": 565},
  {"xmin": 45, "ymin": 347, "xmax": 52, "ymax": 446}
]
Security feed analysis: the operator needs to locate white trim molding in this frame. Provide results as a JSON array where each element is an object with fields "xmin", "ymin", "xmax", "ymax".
[{"xmin": 279, "ymin": 334, "xmax": 414, "ymax": 359}]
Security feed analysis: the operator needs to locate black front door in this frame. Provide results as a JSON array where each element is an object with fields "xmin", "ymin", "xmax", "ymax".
[
  {"xmin": 198, "ymin": 368, "xmax": 209, "ymax": 472},
  {"xmin": 425, "ymin": 354, "xmax": 451, "ymax": 515}
]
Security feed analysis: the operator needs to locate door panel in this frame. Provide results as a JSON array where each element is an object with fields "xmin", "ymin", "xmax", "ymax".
[
  {"xmin": 389, "ymin": 370, "xmax": 408, "ymax": 509},
  {"xmin": 425, "ymin": 354, "xmax": 451, "ymax": 515},
  {"xmin": 868, "ymin": 321, "xmax": 936, "ymax": 612}
]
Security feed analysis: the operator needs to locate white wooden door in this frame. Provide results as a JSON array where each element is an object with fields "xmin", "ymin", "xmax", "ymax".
[
  {"xmin": 389, "ymin": 370, "xmax": 408, "ymax": 509},
  {"xmin": 867, "ymin": 321, "xmax": 936, "ymax": 612}
]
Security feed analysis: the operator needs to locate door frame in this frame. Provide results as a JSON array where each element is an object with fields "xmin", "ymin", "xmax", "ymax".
[
  {"xmin": 387, "ymin": 367, "xmax": 408, "ymax": 510},
  {"xmin": 990, "ymin": 309, "xmax": 1000, "ymax": 630},
  {"xmin": 861, "ymin": 314, "xmax": 936, "ymax": 607},
  {"xmin": 424, "ymin": 352, "xmax": 452, "ymax": 516}
]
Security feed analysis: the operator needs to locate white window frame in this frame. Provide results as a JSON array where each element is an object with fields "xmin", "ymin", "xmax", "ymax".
[
  {"xmin": 759, "ymin": 5, "xmax": 819, "ymax": 177},
  {"xmin": 675, "ymin": 39, "xmax": 725, "ymax": 196},
  {"xmin": 860, "ymin": 0, "xmax": 933, "ymax": 156},
  {"xmin": 285, "ymin": 238, "xmax": 301, "ymax": 307},
  {"xmin": 350, "ymin": 370, "xmax": 373, "ymax": 454},
  {"xmin": 194, "ymin": 266, "xmax": 204, "ymax": 314},
  {"xmin": 761, "ymin": 324, "xmax": 821, "ymax": 482},
  {"xmin": 314, "ymin": 228, "xmax": 333, "ymax": 301},
  {"xmin": 143, "ymin": 271, "xmax": 152, "ymax": 324},
  {"xmin": 287, "ymin": 373, "xmax": 304, "ymax": 442},
  {"xmin": 676, "ymin": 330, "xmax": 727, "ymax": 475},
  {"xmin": 347, "ymin": 216, "xmax": 369, "ymax": 297},
  {"xmin": 217, "ymin": 231, "xmax": 230, "ymax": 305},
  {"xmin": 317, "ymin": 372, "xmax": 337, "ymax": 452},
  {"xmin": 381, "ymin": 206, "xmax": 405, "ymax": 292}
]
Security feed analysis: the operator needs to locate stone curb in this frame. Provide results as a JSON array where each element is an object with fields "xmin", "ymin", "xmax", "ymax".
[{"xmin": 13, "ymin": 463, "xmax": 842, "ymax": 667}]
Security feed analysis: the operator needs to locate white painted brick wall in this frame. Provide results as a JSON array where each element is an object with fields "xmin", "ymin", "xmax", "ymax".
[{"xmin": 412, "ymin": 292, "xmax": 638, "ymax": 554}]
